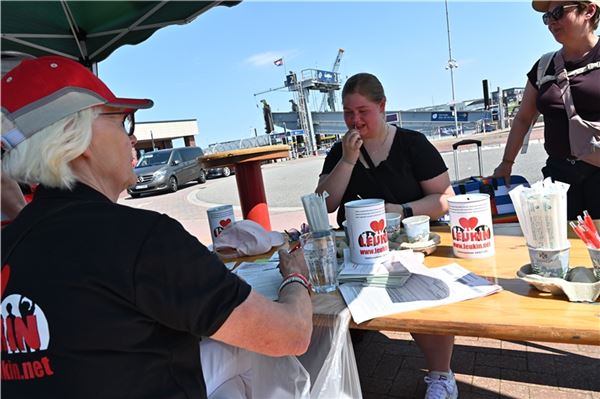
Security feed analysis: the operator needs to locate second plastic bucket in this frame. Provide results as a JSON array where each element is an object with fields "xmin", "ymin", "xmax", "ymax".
[{"xmin": 344, "ymin": 198, "xmax": 389, "ymax": 264}]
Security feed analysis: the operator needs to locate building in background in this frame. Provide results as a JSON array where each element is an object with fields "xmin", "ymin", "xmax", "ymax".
[{"xmin": 133, "ymin": 119, "xmax": 199, "ymax": 161}]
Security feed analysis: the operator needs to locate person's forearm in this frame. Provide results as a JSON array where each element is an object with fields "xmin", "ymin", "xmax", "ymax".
[
  {"xmin": 501, "ymin": 117, "xmax": 533, "ymax": 164},
  {"xmin": 316, "ymin": 160, "xmax": 355, "ymax": 212},
  {"xmin": 276, "ymin": 284, "xmax": 313, "ymax": 354},
  {"xmin": 387, "ymin": 193, "xmax": 451, "ymax": 220},
  {"xmin": 211, "ymin": 288, "xmax": 312, "ymax": 357}
]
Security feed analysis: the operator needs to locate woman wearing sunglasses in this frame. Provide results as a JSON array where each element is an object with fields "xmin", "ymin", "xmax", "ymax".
[{"xmin": 493, "ymin": 1, "xmax": 600, "ymax": 219}]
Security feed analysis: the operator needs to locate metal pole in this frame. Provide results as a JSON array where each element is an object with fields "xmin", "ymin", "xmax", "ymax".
[{"xmin": 444, "ymin": 0, "xmax": 459, "ymax": 135}]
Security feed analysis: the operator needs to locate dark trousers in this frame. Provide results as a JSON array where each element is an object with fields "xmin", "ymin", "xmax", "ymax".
[{"xmin": 542, "ymin": 157, "xmax": 600, "ymax": 220}]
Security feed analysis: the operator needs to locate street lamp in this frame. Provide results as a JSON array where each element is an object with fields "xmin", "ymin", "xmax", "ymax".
[{"xmin": 444, "ymin": 0, "xmax": 459, "ymax": 136}]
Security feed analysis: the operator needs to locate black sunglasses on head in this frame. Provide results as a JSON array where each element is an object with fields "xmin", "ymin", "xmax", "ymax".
[
  {"xmin": 100, "ymin": 112, "xmax": 135, "ymax": 136},
  {"xmin": 542, "ymin": 3, "xmax": 579, "ymax": 25}
]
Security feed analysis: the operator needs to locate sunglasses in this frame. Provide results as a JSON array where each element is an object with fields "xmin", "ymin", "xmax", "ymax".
[
  {"xmin": 100, "ymin": 112, "xmax": 135, "ymax": 136},
  {"xmin": 542, "ymin": 3, "xmax": 579, "ymax": 25}
]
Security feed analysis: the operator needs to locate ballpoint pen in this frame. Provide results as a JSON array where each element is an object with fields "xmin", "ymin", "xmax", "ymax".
[
  {"xmin": 288, "ymin": 241, "xmax": 302, "ymax": 253},
  {"xmin": 276, "ymin": 241, "xmax": 302, "ymax": 271}
]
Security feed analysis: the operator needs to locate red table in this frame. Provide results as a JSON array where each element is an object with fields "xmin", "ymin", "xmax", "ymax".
[{"xmin": 200, "ymin": 145, "xmax": 290, "ymax": 231}]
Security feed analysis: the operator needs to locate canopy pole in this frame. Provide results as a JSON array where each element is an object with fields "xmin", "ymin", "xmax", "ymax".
[{"xmin": 60, "ymin": 0, "xmax": 89, "ymax": 65}]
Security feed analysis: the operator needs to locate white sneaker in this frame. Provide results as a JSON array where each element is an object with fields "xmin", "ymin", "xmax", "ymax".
[{"xmin": 424, "ymin": 371, "xmax": 458, "ymax": 399}]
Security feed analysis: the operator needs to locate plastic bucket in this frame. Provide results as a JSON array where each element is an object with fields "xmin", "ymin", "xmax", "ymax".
[
  {"xmin": 207, "ymin": 205, "xmax": 235, "ymax": 245},
  {"xmin": 448, "ymin": 194, "xmax": 495, "ymax": 258},
  {"xmin": 344, "ymin": 199, "xmax": 389, "ymax": 264}
]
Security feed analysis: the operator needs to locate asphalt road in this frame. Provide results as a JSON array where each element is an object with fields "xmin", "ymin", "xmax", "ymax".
[{"xmin": 186, "ymin": 140, "xmax": 547, "ymax": 209}]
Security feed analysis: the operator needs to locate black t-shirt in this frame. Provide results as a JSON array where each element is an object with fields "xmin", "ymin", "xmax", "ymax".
[
  {"xmin": 527, "ymin": 37, "xmax": 600, "ymax": 159},
  {"xmin": 321, "ymin": 127, "xmax": 448, "ymax": 226},
  {"xmin": 1, "ymin": 184, "xmax": 251, "ymax": 399}
]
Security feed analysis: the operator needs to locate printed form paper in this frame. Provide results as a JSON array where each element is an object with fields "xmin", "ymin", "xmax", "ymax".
[
  {"xmin": 339, "ymin": 259, "xmax": 502, "ymax": 324},
  {"xmin": 234, "ymin": 262, "xmax": 282, "ymax": 301}
]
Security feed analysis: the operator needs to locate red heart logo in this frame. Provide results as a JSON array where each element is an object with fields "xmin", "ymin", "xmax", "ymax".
[
  {"xmin": 219, "ymin": 218, "xmax": 231, "ymax": 228},
  {"xmin": 467, "ymin": 217, "xmax": 478, "ymax": 229},
  {"xmin": 459, "ymin": 217, "xmax": 478, "ymax": 229},
  {"xmin": 370, "ymin": 219, "xmax": 385, "ymax": 232}
]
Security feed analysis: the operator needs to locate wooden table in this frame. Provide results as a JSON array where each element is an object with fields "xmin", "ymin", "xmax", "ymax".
[
  {"xmin": 314, "ymin": 224, "xmax": 600, "ymax": 345},
  {"xmin": 200, "ymin": 145, "xmax": 290, "ymax": 231}
]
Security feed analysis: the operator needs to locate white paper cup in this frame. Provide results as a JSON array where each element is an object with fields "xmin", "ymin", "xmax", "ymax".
[
  {"xmin": 588, "ymin": 247, "xmax": 600, "ymax": 279},
  {"xmin": 528, "ymin": 245, "xmax": 570, "ymax": 278},
  {"xmin": 344, "ymin": 199, "xmax": 389, "ymax": 264},
  {"xmin": 402, "ymin": 215, "xmax": 430, "ymax": 243},
  {"xmin": 207, "ymin": 205, "xmax": 235, "ymax": 245},
  {"xmin": 385, "ymin": 212, "xmax": 402, "ymax": 234},
  {"xmin": 448, "ymin": 194, "xmax": 495, "ymax": 258}
]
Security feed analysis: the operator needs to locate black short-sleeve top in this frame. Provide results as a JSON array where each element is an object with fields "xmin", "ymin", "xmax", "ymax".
[
  {"xmin": 321, "ymin": 127, "xmax": 448, "ymax": 226},
  {"xmin": 526, "ymin": 37, "xmax": 600, "ymax": 159},
  {"xmin": 1, "ymin": 183, "xmax": 251, "ymax": 399}
]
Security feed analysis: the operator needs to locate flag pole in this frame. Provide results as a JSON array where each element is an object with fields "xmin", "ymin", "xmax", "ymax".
[{"xmin": 283, "ymin": 58, "xmax": 287, "ymax": 80}]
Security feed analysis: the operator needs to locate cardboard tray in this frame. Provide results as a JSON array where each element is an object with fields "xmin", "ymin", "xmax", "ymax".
[{"xmin": 517, "ymin": 264, "xmax": 600, "ymax": 303}]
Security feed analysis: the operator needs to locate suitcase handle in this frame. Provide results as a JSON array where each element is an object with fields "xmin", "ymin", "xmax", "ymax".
[
  {"xmin": 452, "ymin": 139, "xmax": 483, "ymax": 181},
  {"xmin": 452, "ymin": 139, "xmax": 482, "ymax": 150}
]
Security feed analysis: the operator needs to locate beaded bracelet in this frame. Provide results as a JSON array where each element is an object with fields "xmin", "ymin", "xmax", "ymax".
[{"xmin": 278, "ymin": 273, "xmax": 311, "ymax": 295}]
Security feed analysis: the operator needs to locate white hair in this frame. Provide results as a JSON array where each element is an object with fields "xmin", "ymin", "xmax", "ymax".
[{"xmin": 2, "ymin": 108, "xmax": 98, "ymax": 189}]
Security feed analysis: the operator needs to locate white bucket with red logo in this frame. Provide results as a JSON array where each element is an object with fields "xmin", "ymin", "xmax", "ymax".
[
  {"xmin": 344, "ymin": 199, "xmax": 389, "ymax": 264},
  {"xmin": 448, "ymin": 194, "xmax": 495, "ymax": 258},
  {"xmin": 207, "ymin": 205, "xmax": 235, "ymax": 245}
]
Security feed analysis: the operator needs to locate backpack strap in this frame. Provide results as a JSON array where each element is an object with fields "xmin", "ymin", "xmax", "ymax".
[
  {"xmin": 536, "ymin": 51, "xmax": 556, "ymax": 88},
  {"xmin": 565, "ymin": 61, "xmax": 600, "ymax": 78},
  {"xmin": 537, "ymin": 52, "xmax": 600, "ymax": 87}
]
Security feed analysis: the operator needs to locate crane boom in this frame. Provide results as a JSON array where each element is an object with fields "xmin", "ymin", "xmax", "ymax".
[
  {"xmin": 331, "ymin": 48, "xmax": 344, "ymax": 73},
  {"xmin": 319, "ymin": 48, "xmax": 344, "ymax": 112}
]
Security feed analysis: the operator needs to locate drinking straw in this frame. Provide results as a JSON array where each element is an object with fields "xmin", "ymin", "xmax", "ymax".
[
  {"xmin": 583, "ymin": 210, "xmax": 599, "ymax": 235},
  {"xmin": 510, "ymin": 186, "xmax": 531, "ymax": 242},
  {"xmin": 549, "ymin": 190, "xmax": 565, "ymax": 248},
  {"xmin": 570, "ymin": 221, "xmax": 592, "ymax": 246},
  {"xmin": 581, "ymin": 224, "xmax": 600, "ymax": 249},
  {"xmin": 301, "ymin": 192, "xmax": 330, "ymax": 233}
]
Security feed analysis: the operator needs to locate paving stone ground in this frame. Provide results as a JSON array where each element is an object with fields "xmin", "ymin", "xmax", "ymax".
[{"xmin": 352, "ymin": 330, "xmax": 600, "ymax": 399}]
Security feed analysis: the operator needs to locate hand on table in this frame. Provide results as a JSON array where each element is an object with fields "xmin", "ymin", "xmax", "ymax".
[
  {"xmin": 278, "ymin": 247, "xmax": 309, "ymax": 280},
  {"xmin": 341, "ymin": 128, "xmax": 363, "ymax": 165}
]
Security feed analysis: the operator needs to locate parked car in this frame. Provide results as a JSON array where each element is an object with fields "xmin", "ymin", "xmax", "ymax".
[
  {"xmin": 207, "ymin": 165, "xmax": 234, "ymax": 179},
  {"xmin": 439, "ymin": 125, "xmax": 461, "ymax": 137},
  {"xmin": 127, "ymin": 147, "xmax": 206, "ymax": 198}
]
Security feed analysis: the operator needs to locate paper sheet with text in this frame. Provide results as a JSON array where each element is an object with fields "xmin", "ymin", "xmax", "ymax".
[{"xmin": 339, "ymin": 253, "xmax": 502, "ymax": 324}]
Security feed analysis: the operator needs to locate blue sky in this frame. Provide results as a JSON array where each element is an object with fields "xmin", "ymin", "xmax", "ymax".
[{"xmin": 99, "ymin": 1, "xmax": 563, "ymax": 148}]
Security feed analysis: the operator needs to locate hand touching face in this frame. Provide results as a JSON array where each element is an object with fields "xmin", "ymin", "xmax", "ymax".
[{"xmin": 341, "ymin": 127, "xmax": 362, "ymax": 164}]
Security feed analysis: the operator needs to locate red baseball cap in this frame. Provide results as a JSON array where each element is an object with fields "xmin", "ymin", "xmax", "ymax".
[{"xmin": 1, "ymin": 55, "xmax": 153, "ymax": 153}]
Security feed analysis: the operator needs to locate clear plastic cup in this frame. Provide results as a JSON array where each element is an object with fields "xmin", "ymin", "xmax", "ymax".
[{"xmin": 300, "ymin": 231, "xmax": 338, "ymax": 293}]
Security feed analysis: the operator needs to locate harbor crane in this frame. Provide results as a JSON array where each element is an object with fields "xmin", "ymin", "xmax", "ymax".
[{"xmin": 319, "ymin": 48, "xmax": 344, "ymax": 112}]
